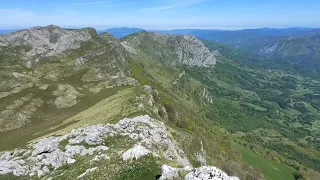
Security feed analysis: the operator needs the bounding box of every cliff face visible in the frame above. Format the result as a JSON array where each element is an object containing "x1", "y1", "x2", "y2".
[{"x1": 121, "y1": 32, "x2": 218, "y2": 67}]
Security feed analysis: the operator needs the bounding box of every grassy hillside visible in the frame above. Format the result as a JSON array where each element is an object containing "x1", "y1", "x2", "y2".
[{"x1": 234, "y1": 143, "x2": 295, "y2": 180}]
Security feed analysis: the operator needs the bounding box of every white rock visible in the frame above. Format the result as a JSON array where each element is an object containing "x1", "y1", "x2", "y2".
[
  {"x1": 0, "y1": 115, "x2": 192, "y2": 177},
  {"x1": 68, "y1": 125, "x2": 112, "y2": 145},
  {"x1": 65, "y1": 145, "x2": 86, "y2": 156},
  {"x1": 129, "y1": 133, "x2": 139, "y2": 140},
  {"x1": 29, "y1": 166, "x2": 41, "y2": 177},
  {"x1": 77, "y1": 167, "x2": 98, "y2": 179},
  {"x1": 65, "y1": 145, "x2": 108, "y2": 157},
  {"x1": 185, "y1": 166, "x2": 240, "y2": 180},
  {"x1": 159, "y1": 165, "x2": 181, "y2": 180},
  {"x1": 144, "y1": 85, "x2": 153, "y2": 93},
  {"x1": 38, "y1": 166, "x2": 50, "y2": 178},
  {"x1": 122, "y1": 145, "x2": 151, "y2": 161},
  {"x1": 138, "y1": 103, "x2": 145, "y2": 109},
  {"x1": 91, "y1": 154, "x2": 110, "y2": 162},
  {"x1": 196, "y1": 141, "x2": 207, "y2": 166},
  {"x1": 0, "y1": 166, "x2": 12, "y2": 175},
  {"x1": 67, "y1": 159, "x2": 76, "y2": 164},
  {"x1": 0, "y1": 153, "x2": 28, "y2": 176},
  {"x1": 37, "y1": 150, "x2": 72, "y2": 168},
  {"x1": 32, "y1": 137, "x2": 63, "y2": 156}
]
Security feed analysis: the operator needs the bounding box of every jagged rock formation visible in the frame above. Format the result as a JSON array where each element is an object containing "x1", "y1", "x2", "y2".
[
  {"x1": 121, "y1": 31, "x2": 217, "y2": 67},
  {"x1": 0, "y1": 116, "x2": 189, "y2": 177},
  {"x1": 185, "y1": 166, "x2": 240, "y2": 180},
  {"x1": 0, "y1": 25, "x2": 92, "y2": 65},
  {"x1": 159, "y1": 165, "x2": 240, "y2": 180},
  {"x1": 0, "y1": 115, "x2": 239, "y2": 180}
]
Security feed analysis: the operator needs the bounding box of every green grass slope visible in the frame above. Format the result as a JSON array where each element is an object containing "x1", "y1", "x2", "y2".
[{"x1": 234, "y1": 143, "x2": 295, "y2": 180}]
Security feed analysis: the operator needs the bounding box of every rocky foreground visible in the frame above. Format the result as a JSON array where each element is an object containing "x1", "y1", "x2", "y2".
[{"x1": 0, "y1": 115, "x2": 239, "y2": 180}]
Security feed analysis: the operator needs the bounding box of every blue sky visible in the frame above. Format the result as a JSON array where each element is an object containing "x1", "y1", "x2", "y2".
[{"x1": 0, "y1": 0, "x2": 320, "y2": 30}]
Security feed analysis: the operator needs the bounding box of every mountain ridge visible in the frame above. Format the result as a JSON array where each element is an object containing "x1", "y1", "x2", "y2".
[
  {"x1": 101, "y1": 27, "x2": 320, "y2": 75},
  {"x1": 121, "y1": 31, "x2": 218, "y2": 67}
]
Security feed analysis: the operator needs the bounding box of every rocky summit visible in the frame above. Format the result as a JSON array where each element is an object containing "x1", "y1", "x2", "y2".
[
  {"x1": 0, "y1": 115, "x2": 238, "y2": 180},
  {"x1": 0, "y1": 25, "x2": 92, "y2": 66},
  {"x1": 121, "y1": 32, "x2": 218, "y2": 67}
]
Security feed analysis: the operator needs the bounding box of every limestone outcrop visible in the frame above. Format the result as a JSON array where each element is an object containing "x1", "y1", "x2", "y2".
[
  {"x1": 121, "y1": 32, "x2": 218, "y2": 67},
  {"x1": 0, "y1": 115, "x2": 239, "y2": 180}
]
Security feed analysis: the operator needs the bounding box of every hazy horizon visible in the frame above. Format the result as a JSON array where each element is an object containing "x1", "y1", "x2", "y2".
[
  {"x1": 1, "y1": 26, "x2": 320, "y2": 32},
  {"x1": 1, "y1": 0, "x2": 320, "y2": 30}
]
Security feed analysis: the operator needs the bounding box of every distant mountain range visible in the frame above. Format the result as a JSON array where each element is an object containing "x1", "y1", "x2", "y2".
[
  {"x1": 98, "y1": 27, "x2": 144, "y2": 38},
  {"x1": 101, "y1": 27, "x2": 320, "y2": 75},
  {"x1": 157, "y1": 27, "x2": 320, "y2": 37},
  {"x1": 0, "y1": 30, "x2": 18, "y2": 35},
  {"x1": 2, "y1": 26, "x2": 320, "y2": 74},
  {"x1": 100, "y1": 27, "x2": 320, "y2": 38}
]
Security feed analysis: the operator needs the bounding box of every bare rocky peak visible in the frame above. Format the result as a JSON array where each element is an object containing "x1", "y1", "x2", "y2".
[
  {"x1": 2, "y1": 25, "x2": 92, "y2": 48},
  {"x1": 122, "y1": 31, "x2": 217, "y2": 67},
  {"x1": 176, "y1": 34, "x2": 217, "y2": 67},
  {"x1": 0, "y1": 25, "x2": 93, "y2": 64}
]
